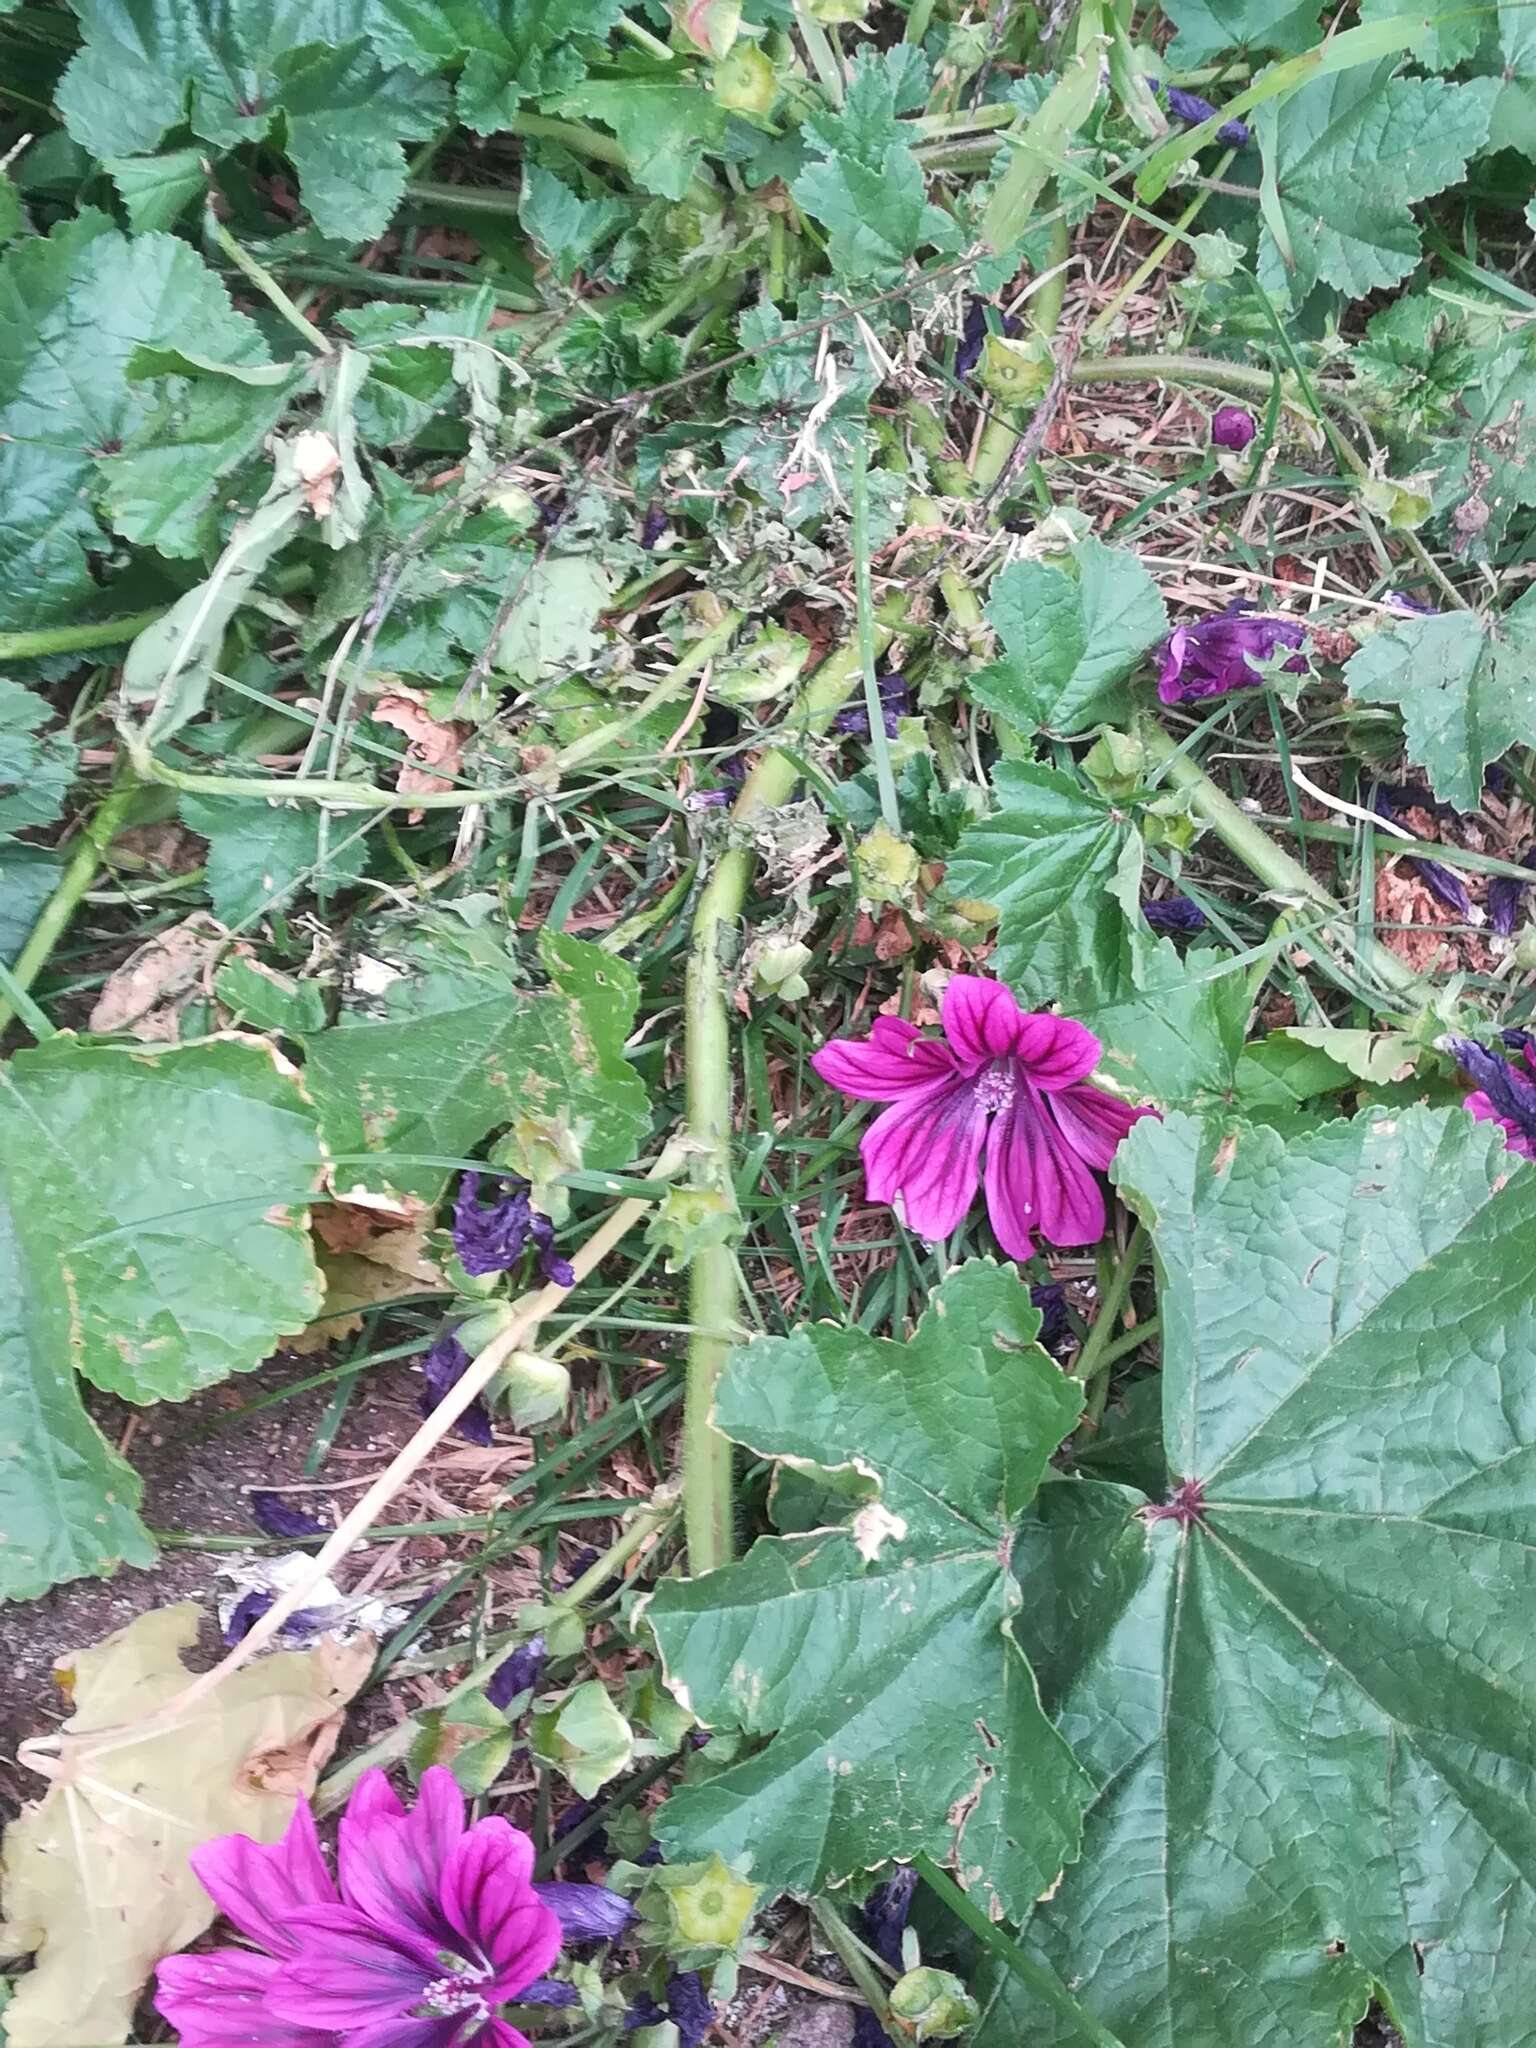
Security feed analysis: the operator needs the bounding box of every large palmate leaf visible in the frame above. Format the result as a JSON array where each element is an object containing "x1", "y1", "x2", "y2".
[
  {"x1": 57, "y1": 0, "x2": 447, "y2": 240},
  {"x1": 0, "y1": 211, "x2": 266, "y2": 634},
  {"x1": 1343, "y1": 592, "x2": 1536, "y2": 811},
  {"x1": 369, "y1": 0, "x2": 625, "y2": 130},
  {"x1": 970, "y1": 540, "x2": 1167, "y2": 738},
  {"x1": 560, "y1": 77, "x2": 727, "y2": 202},
  {"x1": 0, "y1": 1036, "x2": 325, "y2": 1600},
  {"x1": 0, "y1": 680, "x2": 79, "y2": 832},
  {"x1": 1162, "y1": 0, "x2": 1319, "y2": 61},
  {"x1": 647, "y1": 1263, "x2": 1089, "y2": 1917},
  {"x1": 1003, "y1": 1106, "x2": 1536, "y2": 2048},
  {"x1": 1254, "y1": 65, "x2": 1494, "y2": 305},
  {"x1": 302, "y1": 925, "x2": 648, "y2": 1203}
]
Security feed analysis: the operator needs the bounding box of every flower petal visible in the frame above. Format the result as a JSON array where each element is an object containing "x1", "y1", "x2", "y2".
[
  {"x1": 271, "y1": 1905, "x2": 437, "y2": 2029},
  {"x1": 862, "y1": 1075, "x2": 987, "y2": 1242},
  {"x1": 939, "y1": 976, "x2": 1025, "y2": 1066},
  {"x1": 345, "y1": 2020, "x2": 533, "y2": 2048},
  {"x1": 339, "y1": 1764, "x2": 465, "y2": 1946},
  {"x1": 1010, "y1": 1012, "x2": 1101, "y2": 1091},
  {"x1": 189, "y1": 1800, "x2": 337, "y2": 1957},
  {"x1": 984, "y1": 1089, "x2": 1106, "y2": 1252},
  {"x1": 1045, "y1": 1082, "x2": 1155, "y2": 1170},
  {"x1": 156, "y1": 1948, "x2": 338, "y2": 2048},
  {"x1": 532, "y1": 1879, "x2": 635, "y2": 1942},
  {"x1": 441, "y1": 1821, "x2": 563, "y2": 1995},
  {"x1": 811, "y1": 1018, "x2": 955, "y2": 1100}
]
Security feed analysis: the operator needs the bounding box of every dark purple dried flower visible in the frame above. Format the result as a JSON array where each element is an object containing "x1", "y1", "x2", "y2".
[
  {"x1": 248, "y1": 1491, "x2": 327, "y2": 1542},
  {"x1": 1489, "y1": 851, "x2": 1536, "y2": 937},
  {"x1": 522, "y1": 1977, "x2": 582, "y2": 2007},
  {"x1": 690, "y1": 787, "x2": 732, "y2": 809},
  {"x1": 1157, "y1": 610, "x2": 1306, "y2": 704},
  {"x1": 487, "y1": 1633, "x2": 547, "y2": 1712},
  {"x1": 453, "y1": 1170, "x2": 570, "y2": 1283},
  {"x1": 1449, "y1": 1035, "x2": 1536, "y2": 1158},
  {"x1": 626, "y1": 1994, "x2": 667, "y2": 2029},
  {"x1": 834, "y1": 670, "x2": 911, "y2": 739},
  {"x1": 640, "y1": 501, "x2": 668, "y2": 550},
  {"x1": 1375, "y1": 780, "x2": 1446, "y2": 818},
  {"x1": 1160, "y1": 81, "x2": 1250, "y2": 147},
  {"x1": 1372, "y1": 787, "x2": 1473, "y2": 920},
  {"x1": 555, "y1": 1796, "x2": 610, "y2": 1866},
  {"x1": 419, "y1": 1327, "x2": 493, "y2": 1446},
  {"x1": 534, "y1": 1880, "x2": 636, "y2": 1944},
  {"x1": 1486, "y1": 763, "x2": 1512, "y2": 798},
  {"x1": 861, "y1": 1867, "x2": 916, "y2": 1973},
  {"x1": 540, "y1": 491, "x2": 569, "y2": 531},
  {"x1": 1142, "y1": 894, "x2": 1207, "y2": 933},
  {"x1": 667, "y1": 1971, "x2": 715, "y2": 2048},
  {"x1": 1414, "y1": 859, "x2": 1473, "y2": 920},
  {"x1": 1210, "y1": 405, "x2": 1255, "y2": 451},
  {"x1": 222, "y1": 1590, "x2": 325, "y2": 1647},
  {"x1": 1386, "y1": 589, "x2": 1438, "y2": 616},
  {"x1": 1030, "y1": 1280, "x2": 1071, "y2": 1355},
  {"x1": 956, "y1": 297, "x2": 989, "y2": 380}
]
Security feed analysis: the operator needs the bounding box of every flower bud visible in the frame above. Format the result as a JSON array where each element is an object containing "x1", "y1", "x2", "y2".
[
  {"x1": 657, "y1": 1853, "x2": 760, "y2": 1950},
  {"x1": 977, "y1": 331, "x2": 1053, "y2": 404},
  {"x1": 887, "y1": 1966, "x2": 981, "y2": 2041},
  {"x1": 494, "y1": 1350, "x2": 570, "y2": 1429}
]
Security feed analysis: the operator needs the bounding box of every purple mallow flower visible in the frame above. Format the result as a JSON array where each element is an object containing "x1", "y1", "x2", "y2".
[
  {"x1": 222, "y1": 1590, "x2": 326, "y2": 1648},
  {"x1": 1489, "y1": 850, "x2": 1536, "y2": 938},
  {"x1": 1157, "y1": 610, "x2": 1306, "y2": 704},
  {"x1": 1143, "y1": 894, "x2": 1207, "y2": 933},
  {"x1": 833, "y1": 670, "x2": 911, "y2": 739},
  {"x1": 1449, "y1": 1036, "x2": 1536, "y2": 1159},
  {"x1": 453, "y1": 1171, "x2": 572, "y2": 1285},
  {"x1": 1159, "y1": 81, "x2": 1250, "y2": 147},
  {"x1": 639, "y1": 501, "x2": 668, "y2": 550},
  {"x1": 812, "y1": 977, "x2": 1154, "y2": 1259},
  {"x1": 667, "y1": 1971, "x2": 715, "y2": 2047},
  {"x1": 155, "y1": 1768, "x2": 633, "y2": 2048},
  {"x1": 853, "y1": 1869, "x2": 916, "y2": 2048},
  {"x1": 1210, "y1": 406, "x2": 1255, "y2": 451},
  {"x1": 487, "y1": 1635, "x2": 547, "y2": 1714},
  {"x1": 421, "y1": 1327, "x2": 494, "y2": 1447},
  {"x1": 531, "y1": 1881, "x2": 634, "y2": 1944},
  {"x1": 250, "y1": 1491, "x2": 328, "y2": 1542},
  {"x1": 1372, "y1": 786, "x2": 1473, "y2": 921}
]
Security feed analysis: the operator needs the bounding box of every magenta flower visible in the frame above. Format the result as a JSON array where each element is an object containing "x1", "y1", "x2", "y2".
[
  {"x1": 811, "y1": 976, "x2": 1153, "y2": 1258},
  {"x1": 1156, "y1": 609, "x2": 1306, "y2": 704},
  {"x1": 156, "y1": 1767, "x2": 627, "y2": 2048},
  {"x1": 1210, "y1": 405, "x2": 1255, "y2": 451}
]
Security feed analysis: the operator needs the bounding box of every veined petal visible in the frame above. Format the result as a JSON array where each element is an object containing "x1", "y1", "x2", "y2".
[
  {"x1": 811, "y1": 1018, "x2": 955, "y2": 1100},
  {"x1": 339, "y1": 1765, "x2": 465, "y2": 1946},
  {"x1": 985, "y1": 1089, "x2": 1106, "y2": 1252},
  {"x1": 345, "y1": 1768, "x2": 407, "y2": 1829},
  {"x1": 1046, "y1": 1081, "x2": 1154, "y2": 1170},
  {"x1": 862, "y1": 1075, "x2": 987, "y2": 1242},
  {"x1": 155, "y1": 1948, "x2": 338, "y2": 2048},
  {"x1": 439, "y1": 1821, "x2": 562, "y2": 1993},
  {"x1": 189, "y1": 1800, "x2": 337, "y2": 1957},
  {"x1": 940, "y1": 975, "x2": 1026, "y2": 1067},
  {"x1": 272, "y1": 1904, "x2": 437, "y2": 2028},
  {"x1": 1010, "y1": 1012, "x2": 1101, "y2": 1091},
  {"x1": 344, "y1": 2021, "x2": 531, "y2": 2048}
]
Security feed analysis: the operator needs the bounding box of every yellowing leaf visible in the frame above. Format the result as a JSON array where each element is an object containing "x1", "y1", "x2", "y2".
[{"x1": 0, "y1": 1603, "x2": 369, "y2": 2048}]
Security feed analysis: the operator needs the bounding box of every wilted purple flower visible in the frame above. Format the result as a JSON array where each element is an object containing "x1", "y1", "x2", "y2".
[
  {"x1": 640, "y1": 501, "x2": 668, "y2": 550},
  {"x1": 1386, "y1": 589, "x2": 1438, "y2": 616},
  {"x1": 1449, "y1": 1035, "x2": 1536, "y2": 1158},
  {"x1": 487, "y1": 1634, "x2": 547, "y2": 1713},
  {"x1": 852, "y1": 1868, "x2": 917, "y2": 2048},
  {"x1": 221, "y1": 1591, "x2": 327, "y2": 1648},
  {"x1": 813, "y1": 978, "x2": 1155, "y2": 1257},
  {"x1": 689, "y1": 787, "x2": 732, "y2": 809},
  {"x1": 533, "y1": 1880, "x2": 635, "y2": 1944},
  {"x1": 249, "y1": 1491, "x2": 327, "y2": 1542},
  {"x1": 155, "y1": 1768, "x2": 563, "y2": 2048},
  {"x1": 1030, "y1": 1280, "x2": 1071, "y2": 1355},
  {"x1": 453, "y1": 1170, "x2": 571, "y2": 1284},
  {"x1": 1412, "y1": 859, "x2": 1472, "y2": 919},
  {"x1": 1159, "y1": 81, "x2": 1250, "y2": 147},
  {"x1": 833, "y1": 670, "x2": 911, "y2": 739},
  {"x1": 420, "y1": 1327, "x2": 493, "y2": 1447},
  {"x1": 667, "y1": 1971, "x2": 715, "y2": 2047},
  {"x1": 1490, "y1": 851, "x2": 1536, "y2": 936},
  {"x1": 1372, "y1": 787, "x2": 1473, "y2": 920},
  {"x1": 626, "y1": 1993, "x2": 667, "y2": 2029},
  {"x1": 555, "y1": 1797, "x2": 610, "y2": 1866},
  {"x1": 1156, "y1": 610, "x2": 1306, "y2": 704},
  {"x1": 1142, "y1": 894, "x2": 1207, "y2": 933},
  {"x1": 1210, "y1": 406, "x2": 1255, "y2": 451},
  {"x1": 956, "y1": 297, "x2": 988, "y2": 380}
]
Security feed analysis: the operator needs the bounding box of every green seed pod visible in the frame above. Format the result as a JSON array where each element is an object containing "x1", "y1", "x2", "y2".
[
  {"x1": 978, "y1": 332, "x2": 1054, "y2": 404},
  {"x1": 887, "y1": 1965, "x2": 981, "y2": 2041},
  {"x1": 713, "y1": 43, "x2": 778, "y2": 115},
  {"x1": 660, "y1": 1853, "x2": 759, "y2": 1949}
]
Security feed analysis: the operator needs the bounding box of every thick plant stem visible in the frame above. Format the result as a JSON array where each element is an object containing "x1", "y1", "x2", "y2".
[
  {"x1": 971, "y1": 211, "x2": 1069, "y2": 495},
  {"x1": 683, "y1": 639, "x2": 888, "y2": 1573},
  {"x1": 1136, "y1": 720, "x2": 1423, "y2": 1005},
  {"x1": 0, "y1": 560, "x2": 312, "y2": 666},
  {"x1": 1072, "y1": 1224, "x2": 1146, "y2": 1384},
  {"x1": 0, "y1": 774, "x2": 146, "y2": 1036},
  {"x1": 1067, "y1": 352, "x2": 1347, "y2": 405}
]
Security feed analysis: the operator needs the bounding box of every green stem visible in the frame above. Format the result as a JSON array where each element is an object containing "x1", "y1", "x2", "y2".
[
  {"x1": 207, "y1": 215, "x2": 328, "y2": 353},
  {"x1": 1072, "y1": 1224, "x2": 1147, "y2": 1384},
  {"x1": 550, "y1": 609, "x2": 746, "y2": 775},
  {"x1": 852, "y1": 433, "x2": 901, "y2": 833},
  {"x1": 972, "y1": 210, "x2": 1068, "y2": 495},
  {"x1": 1135, "y1": 720, "x2": 1423, "y2": 1004},
  {"x1": 913, "y1": 1855, "x2": 1128, "y2": 2048},
  {"x1": 0, "y1": 774, "x2": 146, "y2": 1036},
  {"x1": 682, "y1": 637, "x2": 889, "y2": 1573},
  {"x1": 1089, "y1": 1313, "x2": 1161, "y2": 1377},
  {"x1": 0, "y1": 561, "x2": 313, "y2": 666},
  {"x1": 1086, "y1": 152, "x2": 1232, "y2": 342},
  {"x1": 1067, "y1": 353, "x2": 1347, "y2": 405},
  {"x1": 808, "y1": 1900, "x2": 897, "y2": 2025}
]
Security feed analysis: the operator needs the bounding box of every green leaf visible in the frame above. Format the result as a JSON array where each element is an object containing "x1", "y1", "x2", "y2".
[
  {"x1": 1357, "y1": 0, "x2": 1479, "y2": 70},
  {"x1": 104, "y1": 147, "x2": 208, "y2": 232},
  {"x1": 1161, "y1": 0, "x2": 1320, "y2": 62},
  {"x1": 1077, "y1": 937, "x2": 1250, "y2": 1111},
  {"x1": 213, "y1": 957, "x2": 330, "y2": 1036},
  {"x1": 0, "y1": 680, "x2": 79, "y2": 833},
  {"x1": 0, "y1": 844, "x2": 60, "y2": 967},
  {"x1": 300, "y1": 924, "x2": 648, "y2": 1203},
  {"x1": 376, "y1": 0, "x2": 626, "y2": 129},
  {"x1": 647, "y1": 1262, "x2": 1089, "y2": 1916},
  {"x1": 1254, "y1": 65, "x2": 1495, "y2": 305},
  {"x1": 1009, "y1": 1106, "x2": 1536, "y2": 2047},
  {"x1": 559, "y1": 78, "x2": 726, "y2": 201},
  {"x1": 496, "y1": 552, "x2": 615, "y2": 683},
  {"x1": 518, "y1": 165, "x2": 628, "y2": 285},
  {"x1": 179, "y1": 792, "x2": 371, "y2": 927},
  {"x1": 57, "y1": 0, "x2": 447, "y2": 241},
  {"x1": 791, "y1": 48, "x2": 958, "y2": 281},
  {"x1": 0, "y1": 210, "x2": 266, "y2": 635},
  {"x1": 1342, "y1": 592, "x2": 1536, "y2": 811},
  {"x1": 971, "y1": 540, "x2": 1167, "y2": 737},
  {"x1": 947, "y1": 760, "x2": 1141, "y2": 1003}
]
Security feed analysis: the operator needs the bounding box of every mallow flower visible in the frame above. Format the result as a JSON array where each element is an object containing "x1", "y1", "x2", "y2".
[
  {"x1": 811, "y1": 976, "x2": 1153, "y2": 1258},
  {"x1": 1449, "y1": 1034, "x2": 1536, "y2": 1159},
  {"x1": 1157, "y1": 609, "x2": 1306, "y2": 704},
  {"x1": 156, "y1": 1767, "x2": 630, "y2": 2048},
  {"x1": 453, "y1": 1172, "x2": 573, "y2": 1287}
]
